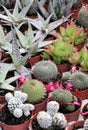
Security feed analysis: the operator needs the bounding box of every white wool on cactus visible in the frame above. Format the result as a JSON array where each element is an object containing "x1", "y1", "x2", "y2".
[
  {"x1": 37, "y1": 111, "x2": 52, "y2": 129},
  {"x1": 47, "y1": 101, "x2": 60, "y2": 117},
  {"x1": 14, "y1": 91, "x2": 28, "y2": 102},
  {"x1": 52, "y1": 113, "x2": 67, "y2": 128},
  {"x1": 5, "y1": 92, "x2": 13, "y2": 102},
  {"x1": 13, "y1": 108, "x2": 23, "y2": 118},
  {"x1": 24, "y1": 110, "x2": 30, "y2": 116}
]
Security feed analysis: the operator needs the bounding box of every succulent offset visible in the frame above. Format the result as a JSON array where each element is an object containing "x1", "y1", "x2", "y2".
[
  {"x1": 77, "y1": 4, "x2": 88, "y2": 28},
  {"x1": 21, "y1": 79, "x2": 46, "y2": 103},
  {"x1": 32, "y1": 61, "x2": 59, "y2": 83},
  {"x1": 5, "y1": 91, "x2": 34, "y2": 118}
]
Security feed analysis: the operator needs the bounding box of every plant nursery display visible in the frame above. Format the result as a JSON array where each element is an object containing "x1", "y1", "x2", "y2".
[
  {"x1": 0, "y1": 0, "x2": 88, "y2": 129},
  {"x1": 29, "y1": 101, "x2": 67, "y2": 130},
  {"x1": 0, "y1": 91, "x2": 34, "y2": 130}
]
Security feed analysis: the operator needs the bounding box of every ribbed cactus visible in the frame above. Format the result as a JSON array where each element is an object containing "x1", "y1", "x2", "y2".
[
  {"x1": 68, "y1": 71, "x2": 88, "y2": 90},
  {"x1": 77, "y1": 5, "x2": 88, "y2": 28},
  {"x1": 47, "y1": 101, "x2": 60, "y2": 117},
  {"x1": 32, "y1": 61, "x2": 59, "y2": 83},
  {"x1": 52, "y1": 89, "x2": 73, "y2": 103},
  {"x1": 52, "y1": 113, "x2": 67, "y2": 128},
  {"x1": 21, "y1": 79, "x2": 47, "y2": 103},
  {"x1": 83, "y1": 119, "x2": 88, "y2": 130},
  {"x1": 37, "y1": 111, "x2": 52, "y2": 129}
]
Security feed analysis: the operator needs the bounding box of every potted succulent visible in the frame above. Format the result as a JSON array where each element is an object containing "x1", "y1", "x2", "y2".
[
  {"x1": 0, "y1": 91, "x2": 34, "y2": 130},
  {"x1": 65, "y1": 119, "x2": 88, "y2": 130},
  {"x1": 81, "y1": 103, "x2": 88, "y2": 120},
  {"x1": 62, "y1": 70, "x2": 88, "y2": 100},
  {"x1": 20, "y1": 79, "x2": 48, "y2": 114},
  {"x1": 49, "y1": 89, "x2": 82, "y2": 122},
  {"x1": 29, "y1": 101, "x2": 67, "y2": 130},
  {"x1": 41, "y1": 39, "x2": 73, "y2": 73},
  {"x1": 54, "y1": 21, "x2": 86, "y2": 50}
]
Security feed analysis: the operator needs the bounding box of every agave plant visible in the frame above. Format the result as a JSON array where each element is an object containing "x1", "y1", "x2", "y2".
[
  {"x1": 29, "y1": 13, "x2": 70, "y2": 41},
  {"x1": 0, "y1": 0, "x2": 32, "y2": 26}
]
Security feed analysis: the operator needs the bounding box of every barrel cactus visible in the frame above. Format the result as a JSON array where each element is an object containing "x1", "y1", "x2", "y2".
[
  {"x1": 32, "y1": 61, "x2": 60, "y2": 83},
  {"x1": 21, "y1": 79, "x2": 47, "y2": 104},
  {"x1": 52, "y1": 89, "x2": 73, "y2": 103},
  {"x1": 83, "y1": 119, "x2": 88, "y2": 130},
  {"x1": 68, "y1": 71, "x2": 88, "y2": 90},
  {"x1": 77, "y1": 5, "x2": 88, "y2": 28},
  {"x1": 62, "y1": 71, "x2": 72, "y2": 82}
]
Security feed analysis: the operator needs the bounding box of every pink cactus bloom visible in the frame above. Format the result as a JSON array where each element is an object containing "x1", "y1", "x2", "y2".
[
  {"x1": 66, "y1": 82, "x2": 73, "y2": 90},
  {"x1": 71, "y1": 66, "x2": 77, "y2": 73},
  {"x1": 19, "y1": 75, "x2": 29, "y2": 85}
]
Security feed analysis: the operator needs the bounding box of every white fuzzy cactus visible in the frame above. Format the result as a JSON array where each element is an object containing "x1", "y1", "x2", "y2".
[
  {"x1": 52, "y1": 113, "x2": 67, "y2": 128},
  {"x1": 5, "y1": 91, "x2": 34, "y2": 118},
  {"x1": 37, "y1": 111, "x2": 52, "y2": 129},
  {"x1": 83, "y1": 119, "x2": 88, "y2": 130},
  {"x1": 47, "y1": 101, "x2": 60, "y2": 117}
]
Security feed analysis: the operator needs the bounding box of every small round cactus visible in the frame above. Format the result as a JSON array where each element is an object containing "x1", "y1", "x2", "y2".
[
  {"x1": 21, "y1": 79, "x2": 47, "y2": 104},
  {"x1": 83, "y1": 119, "x2": 88, "y2": 130},
  {"x1": 77, "y1": 5, "x2": 88, "y2": 28},
  {"x1": 47, "y1": 101, "x2": 60, "y2": 117},
  {"x1": 32, "y1": 61, "x2": 59, "y2": 83},
  {"x1": 37, "y1": 111, "x2": 52, "y2": 129},
  {"x1": 52, "y1": 113, "x2": 67, "y2": 128},
  {"x1": 62, "y1": 71, "x2": 71, "y2": 82},
  {"x1": 52, "y1": 89, "x2": 73, "y2": 103},
  {"x1": 68, "y1": 71, "x2": 88, "y2": 90}
]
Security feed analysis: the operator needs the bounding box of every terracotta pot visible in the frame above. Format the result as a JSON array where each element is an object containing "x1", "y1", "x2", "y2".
[
  {"x1": 65, "y1": 120, "x2": 84, "y2": 130},
  {"x1": 72, "y1": 88, "x2": 88, "y2": 100},
  {"x1": 74, "y1": 42, "x2": 85, "y2": 51},
  {"x1": 64, "y1": 95, "x2": 82, "y2": 123},
  {"x1": 29, "y1": 113, "x2": 37, "y2": 130},
  {"x1": 57, "y1": 63, "x2": 71, "y2": 74},
  {"x1": 0, "y1": 104, "x2": 30, "y2": 130},
  {"x1": 81, "y1": 103, "x2": 88, "y2": 120},
  {"x1": 32, "y1": 97, "x2": 48, "y2": 115},
  {"x1": 29, "y1": 55, "x2": 42, "y2": 67}
]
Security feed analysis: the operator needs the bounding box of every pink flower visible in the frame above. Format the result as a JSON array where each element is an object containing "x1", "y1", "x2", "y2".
[
  {"x1": 73, "y1": 102, "x2": 80, "y2": 107},
  {"x1": 46, "y1": 82, "x2": 62, "y2": 92},
  {"x1": 18, "y1": 75, "x2": 29, "y2": 85},
  {"x1": 66, "y1": 82, "x2": 73, "y2": 90},
  {"x1": 71, "y1": 66, "x2": 77, "y2": 73}
]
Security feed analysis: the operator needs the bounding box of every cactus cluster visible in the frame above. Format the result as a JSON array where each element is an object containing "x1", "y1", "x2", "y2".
[
  {"x1": 37, "y1": 101, "x2": 67, "y2": 129},
  {"x1": 21, "y1": 79, "x2": 47, "y2": 104},
  {"x1": 5, "y1": 91, "x2": 34, "y2": 118},
  {"x1": 77, "y1": 5, "x2": 88, "y2": 28},
  {"x1": 32, "y1": 61, "x2": 59, "y2": 83}
]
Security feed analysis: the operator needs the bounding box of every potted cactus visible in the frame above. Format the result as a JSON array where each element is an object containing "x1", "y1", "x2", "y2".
[
  {"x1": 81, "y1": 103, "x2": 88, "y2": 120},
  {"x1": 65, "y1": 119, "x2": 88, "y2": 130},
  {"x1": 49, "y1": 89, "x2": 82, "y2": 122},
  {"x1": 20, "y1": 79, "x2": 48, "y2": 114},
  {"x1": 62, "y1": 70, "x2": 88, "y2": 100},
  {"x1": 29, "y1": 101, "x2": 67, "y2": 130},
  {"x1": 0, "y1": 91, "x2": 34, "y2": 130}
]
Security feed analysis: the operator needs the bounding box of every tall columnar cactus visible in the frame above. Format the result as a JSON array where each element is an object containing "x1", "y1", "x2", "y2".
[
  {"x1": 83, "y1": 119, "x2": 88, "y2": 130},
  {"x1": 68, "y1": 71, "x2": 88, "y2": 90},
  {"x1": 5, "y1": 91, "x2": 34, "y2": 118},
  {"x1": 77, "y1": 5, "x2": 88, "y2": 28},
  {"x1": 21, "y1": 79, "x2": 47, "y2": 104},
  {"x1": 32, "y1": 61, "x2": 59, "y2": 83},
  {"x1": 52, "y1": 113, "x2": 67, "y2": 128},
  {"x1": 47, "y1": 101, "x2": 60, "y2": 117}
]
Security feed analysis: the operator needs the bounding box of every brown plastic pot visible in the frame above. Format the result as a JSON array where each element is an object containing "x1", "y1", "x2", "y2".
[
  {"x1": 0, "y1": 103, "x2": 30, "y2": 130},
  {"x1": 57, "y1": 63, "x2": 71, "y2": 74},
  {"x1": 65, "y1": 120, "x2": 84, "y2": 130},
  {"x1": 81, "y1": 103, "x2": 88, "y2": 120}
]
